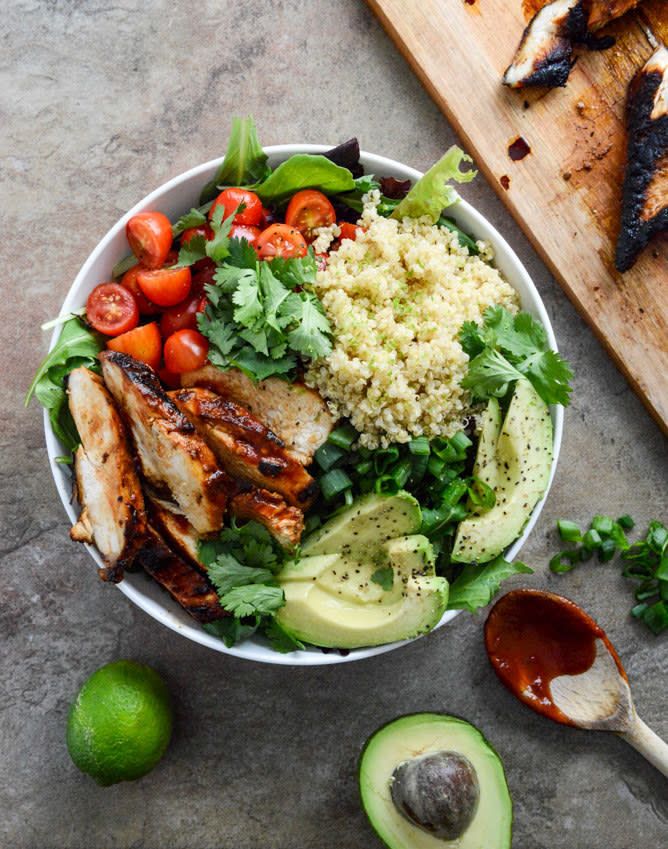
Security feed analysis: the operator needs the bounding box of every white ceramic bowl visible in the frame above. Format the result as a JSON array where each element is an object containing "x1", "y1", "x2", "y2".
[{"x1": 45, "y1": 144, "x2": 563, "y2": 665}]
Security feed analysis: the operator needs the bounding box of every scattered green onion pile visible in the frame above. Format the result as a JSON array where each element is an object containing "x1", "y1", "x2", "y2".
[{"x1": 551, "y1": 515, "x2": 668, "y2": 635}]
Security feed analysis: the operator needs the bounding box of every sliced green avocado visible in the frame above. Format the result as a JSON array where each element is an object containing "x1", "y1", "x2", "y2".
[
  {"x1": 276, "y1": 494, "x2": 448, "y2": 648},
  {"x1": 301, "y1": 491, "x2": 422, "y2": 558},
  {"x1": 451, "y1": 378, "x2": 553, "y2": 564},
  {"x1": 359, "y1": 713, "x2": 512, "y2": 849}
]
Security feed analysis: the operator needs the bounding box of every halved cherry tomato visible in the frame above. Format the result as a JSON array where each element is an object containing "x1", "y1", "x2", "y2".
[
  {"x1": 256, "y1": 223, "x2": 308, "y2": 260},
  {"x1": 137, "y1": 265, "x2": 192, "y2": 307},
  {"x1": 126, "y1": 211, "x2": 173, "y2": 269},
  {"x1": 106, "y1": 321, "x2": 162, "y2": 371},
  {"x1": 86, "y1": 282, "x2": 139, "y2": 336},
  {"x1": 285, "y1": 189, "x2": 336, "y2": 242},
  {"x1": 229, "y1": 223, "x2": 262, "y2": 254},
  {"x1": 181, "y1": 224, "x2": 214, "y2": 245},
  {"x1": 120, "y1": 265, "x2": 161, "y2": 315},
  {"x1": 209, "y1": 188, "x2": 263, "y2": 227},
  {"x1": 164, "y1": 329, "x2": 209, "y2": 374},
  {"x1": 337, "y1": 221, "x2": 363, "y2": 242},
  {"x1": 160, "y1": 293, "x2": 207, "y2": 338}
]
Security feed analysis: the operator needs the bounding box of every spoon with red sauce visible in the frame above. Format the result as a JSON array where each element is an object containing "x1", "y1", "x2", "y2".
[{"x1": 484, "y1": 589, "x2": 668, "y2": 776}]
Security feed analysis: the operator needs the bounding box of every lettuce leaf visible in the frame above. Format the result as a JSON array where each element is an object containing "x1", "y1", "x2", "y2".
[
  {"x1": 252, "y1": 154, "x2": 355, "y2": 204},
  {"x1": 447, "y1": 556, "x2": 533, "y2": 613},
  {"x1": 391, "y1": 145, "x2": 477, "y2": 222},
  {"x1": 199, "y1": 116, "x2": 270, "y2": 204}
]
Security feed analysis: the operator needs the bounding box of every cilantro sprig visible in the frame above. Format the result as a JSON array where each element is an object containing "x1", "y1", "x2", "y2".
[
  {"x1": 199, "y1": 520, "x2": 304, "y2": 652},
  {"x1": 459, "y1": 305, "x2": 573, "y2": 407}
]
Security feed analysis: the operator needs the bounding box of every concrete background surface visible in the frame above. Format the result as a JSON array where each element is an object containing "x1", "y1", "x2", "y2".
[{"x1": 2, "y1": 1, "x2": 666, "y2": 847}]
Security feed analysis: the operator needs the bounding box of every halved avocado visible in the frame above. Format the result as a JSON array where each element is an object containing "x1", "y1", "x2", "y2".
[{"x1": 359, "y1": 713, "x2": 512, "y2": 849}]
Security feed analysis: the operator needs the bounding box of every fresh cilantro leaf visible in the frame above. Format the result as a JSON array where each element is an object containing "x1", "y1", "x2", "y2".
[
  {"x1": 447, "y1": 556, "x2": 533, "y2": 612},
  {"x1": 371, "y1": 566, "x2": 394, "y2": 591},
  {"x1": 232, "y1": 273, "x2": 264, "y2": 328},
  {"x1": 263, "y1": 619, "x2": 305, "y2": 653},
  {"x1": 207, "y1": 552, "x2": 276, "y2": 596},
  {"x1": 175, "y1": 207, "x2": 208, "y2": 232},
  {"x1": 458, "y1": 320, "x2": 487, "y2": 359},
  {"x1": 227, "y1": 237, "x2": 261, "y2": 269},
  {"x1": 285, "y1": 294, "x2": 333, "y2": 358},
  {"x1": 269, "y1": 253, "x2": 318, "y2": 290},
  {"x1": 176, "y1": 233, "x2": 208, "y2": 267},
  {"x1": 218, "y1": 584, "x2": 285, "y2": 618},
  {"x1": 206, "y1": 206, "x2": 235, "y2": 264},
  {"x1": 232, "y1": 348, "x2": 297, "y2": 380},
  {"x1": 517, "y1": 350, "x2": 573, "y2": 407},
  {"x1": 461, "y1": 349, "x2": 524, "y2": 400},
  {"x1": 203, "y1": 617, "x2": 260, "y2": 648}
]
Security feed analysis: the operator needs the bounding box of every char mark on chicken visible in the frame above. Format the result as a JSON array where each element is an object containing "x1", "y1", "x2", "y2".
[
  {"x1": 99, "y1": 351, "x2": 230, "y2": 535},
  {"x1": 615, "y1": 46, "x2": 668, "y2": 272},
  {"x1": 229, "y1": 487, "x2": 305, "y2": 550},
  {"x1": 178, "y1": 365, "x2": 335, "y2": 466},
  {"x1": 169, "y1": 386, "x2": 318, "y2": 508},
  {"x1": 67, "y1": 366, "x2": 146, "y2": 582}
]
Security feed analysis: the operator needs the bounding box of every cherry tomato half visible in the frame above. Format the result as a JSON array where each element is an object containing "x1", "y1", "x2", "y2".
[
  {"x1": 106, "y1": 321, "x2": 162, "y2": 371},
  {"x1": 181, "y1": 224, "x2": 214, "y2": 245},
  {"x1": 209, "y1": 188, "x2": 263, "y2": 227},
  {"x1": 160, "y1": 293, "x2": 207, "y2": 338},
  {"x1": 337, "y1": 221, "x2": 364, "y2": 242},
  {"x1": 229, "y1": 223, "x2": 262, "y2": 254},
  {"x1": 120, "y1": 265, "x2": 161, "y2": 315},
  {"x1": 137, "y1": 265, "x2": 192, "y2": 307},
  {"x1": 285, "y1": 189, "x2": 336, "y2": 242},
  {"x1": 86, "y1": 282, "x2": 139, "y2": 336},
  {"x1": 126, "y1": 211, "x2": 173, "y2": 269},
  {"x1": 164, "y1": 329, "x2": 209, "y2": 374},
  {"x1": 256, "y1": 223, "x2": 308, "y2": 260}
]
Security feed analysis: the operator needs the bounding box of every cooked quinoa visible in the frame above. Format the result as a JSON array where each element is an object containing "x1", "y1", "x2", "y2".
[{"x1": 304, "y1": 195, "x2": 520, "y2": 448}]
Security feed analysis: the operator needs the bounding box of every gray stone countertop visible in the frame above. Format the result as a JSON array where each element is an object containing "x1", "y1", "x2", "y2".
[{"x1": 2, "y1": 1, "x2": 666, "y2": 847}]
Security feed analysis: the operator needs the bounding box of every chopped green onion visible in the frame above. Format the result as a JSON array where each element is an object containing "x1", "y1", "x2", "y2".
[
  {"x1": 449, "y1": 431, "x2": 473, "y2": 456},
  {"x1": 375, "y1": 475, "x2": 400, "y2": 495},
  {"x1": 408, "y1": 437, "x2": 430, "y2": 456},
  {"x1": 327, "y1": 424, "x2": 358, "y2": 451},
  {"x1": 354, "y1": 460, "x2": 373, "y2": 477},
  {"x1": 592, "y1": 515, "x2": 615, "y2": 536},
  {"x1": 314, "y1": 441, "x2": 347, "y2": 471},
  {"x1": 582, "y1": 528, "x2": 602, "y2": 549},
  {"x1": 550, "y1": 550, "x2": 579, "y2": 573},
  {"x1": 319, "y1": 468, "x2": 353, "y2": 501},
  {"x1": 392, "y1": 459, "x2": 412, "y2": 489},
  {"x1": 373, "y1": 446, "x2": 400, "y2": 475},
  {"x1": 640, "y1": 600, "x2": 668, "y2": 635},
  {"x1": 598, "y1": 538, "x2": 617, "y2": 562},
  {"x1": 427, "y1": 455, "x2": 446, "y2": 478},
  {"x1": 557, "y1": 520, "x2": 581, "y2": 542},
  {"x1": 617, "y1": 514, "x2": 635, "y2": 530}
]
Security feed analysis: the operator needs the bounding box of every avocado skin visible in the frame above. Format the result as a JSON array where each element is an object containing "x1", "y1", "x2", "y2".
[{"x1": 359, "y1": 713, "x2": 512, "y2": 849}]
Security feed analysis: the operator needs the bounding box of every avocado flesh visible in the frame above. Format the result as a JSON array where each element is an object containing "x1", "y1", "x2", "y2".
[
  {"x1": 276, "y1": 494, "x2": 448, "y2": 648},
  {"x1": 451, "y1": 378, "x2": 553, "y2": 564},
  {"x1": 359, "y1": 713, "x2": 512, "y2": 849}
]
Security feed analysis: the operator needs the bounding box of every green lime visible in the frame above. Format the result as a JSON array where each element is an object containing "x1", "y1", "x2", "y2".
[{"x1": 66, "y1": 659, "x2": 172, "y2": 786}]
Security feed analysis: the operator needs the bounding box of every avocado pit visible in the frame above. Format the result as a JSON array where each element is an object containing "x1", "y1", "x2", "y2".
[{"x1": 390, "y1": 750, "x2": 480, "y2": 840}]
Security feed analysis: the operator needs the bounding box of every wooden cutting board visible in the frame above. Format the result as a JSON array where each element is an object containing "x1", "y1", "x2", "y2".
[{"x1": 366, "y1": 0, "x2": 668, "y2": 435}]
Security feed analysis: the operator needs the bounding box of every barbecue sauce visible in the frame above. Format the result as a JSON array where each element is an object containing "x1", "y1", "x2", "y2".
[{"x1": 484, "y1": 589, "x2": 626, "y2": 726}]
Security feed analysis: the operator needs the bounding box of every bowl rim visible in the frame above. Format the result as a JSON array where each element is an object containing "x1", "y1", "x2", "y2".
[{"x1": 44, "y1": 143, "x2": 563, "y2": 665}]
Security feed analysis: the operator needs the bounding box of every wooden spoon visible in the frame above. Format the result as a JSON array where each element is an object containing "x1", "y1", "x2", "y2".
[{"x1": 484, "y1": 589, "x2": 668, "y2": 776}]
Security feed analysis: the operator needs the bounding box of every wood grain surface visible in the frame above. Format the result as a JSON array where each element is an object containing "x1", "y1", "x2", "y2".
[{"x1": 366, "y1": 0, "x2": 668, "y2": 434}]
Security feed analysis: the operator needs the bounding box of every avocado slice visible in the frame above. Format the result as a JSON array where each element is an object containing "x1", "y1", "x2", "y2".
[
  {"x1": 451, "y1": 378, "x2": 553, "y2": 564},
  {"x1": 359, "y1": 713, "x2": 512, "y2": 849},
  {"x1": 276, "y1": 493, "x2": 448, "y2": 648}
]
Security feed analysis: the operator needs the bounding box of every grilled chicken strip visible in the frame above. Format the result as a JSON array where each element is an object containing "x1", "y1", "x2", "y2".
[
  {"x1": 169, "y1": 387, "x2": 318, "y2": 508},
  {"x1": 178, "y1": 365, "x2": 335, "y2": 466},
  {"x1": 615, "y1": 46, "x2": 668, "y2": 271},
  {"x1": 229, "y1": 488, "x2": 305, "y2": 549},
  {"x1": 99, "y1": 352, "x2": 229, "y2": 535},
  {"x1": 136, "y1": 524, "x2": 228, "y2": 623},
  {"x1": 145, "y1": 496, "x2": 206, "y2": 571},
  {"x1": 503, "y1": 0, "x2": 640, "y2": 89},
  {"x1": 67, "y1": 366, "x2": 146, "y2": 582}
]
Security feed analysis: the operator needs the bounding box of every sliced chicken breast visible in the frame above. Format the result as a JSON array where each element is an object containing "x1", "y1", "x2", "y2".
[
  {"x1": 67, "y1": 366, "x2": 146, "y2": 582},
  {"x1": 136, "y1": 524, "x2": 228, "y2": 623},
  {"x1": 145, "y1": 496, "x2": 206, "y2": 571},
  {"x1": 615, "y1": 46, "x2": 668, "y2": 271},
  {"x1": 229, "y1": 488, "x2": 305, "y2": 549},
  {"x1": 587, "y1": 0, "x2": 643, "y2": 31},
  {"x1": 169, "y1": 387, "x2": 318, "y2": 508},
  {"x1": 99, "y1": 351, "x2": 229, "y2": 535},
  {"x1": 178, "y1": 365, "x2": 335, "y2": 465}
]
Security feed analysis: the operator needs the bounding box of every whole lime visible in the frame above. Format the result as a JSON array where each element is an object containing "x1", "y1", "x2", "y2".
[{"x1": 66, "y1": 659, "x2": 172, "y2": 786}]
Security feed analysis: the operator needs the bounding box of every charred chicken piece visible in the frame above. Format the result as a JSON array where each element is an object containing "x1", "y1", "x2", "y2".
[
  {"x1": 178, "y1": 365, "x2": 335, "y2": 466},
  {"x1": 136, "y1": 524, "x2": 228, "y2": 623},
  {"x1": 615, "y1": 45, "x2": 668, "y2": 272},
  {"x1": 67, "y1": 366, "x2": 146, "y2": 582},
  {"x1": 99, "y1": 352, "x2": 229, "y2": 535},
  {"x1": 503, "y1": 0, "x2": 641, "y2": 89},
  {"x1": 228, "y1": 488, "x2": 305, "y2": 549},
  {"x1": 169, "y1": 387, "x2": 318, "y2": 508},
  {"x1": 145, "y1": 495, "x2": 206, "y2": 571}
]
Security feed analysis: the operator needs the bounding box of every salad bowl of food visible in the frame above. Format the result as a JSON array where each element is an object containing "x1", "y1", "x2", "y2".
[{"x1": 32, "y1": 118, "x2": 569, "y2": 665}]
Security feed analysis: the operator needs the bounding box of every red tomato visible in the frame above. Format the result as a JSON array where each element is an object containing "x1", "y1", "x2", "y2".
[
  {"x1": 160, "y1": 293, "x2": 207, "y2": 338},
  {"x1": 157, "y1": 366, "x2": 182, "y2": 388},
  {"x1": 256, "y1": 223, "x2": 308, "y2": 260},
  {"x1": 181, "y1": 224, "x2": 214, "y2": 245},
  {"x1": 86, "y1": 282, "x2": 139, "y2": 336},
  {"x1": 164, "y1": 329, "x2": 209, "y2": 374},
  {"x1": 338, "y1": 221, "x2": 363, "y2": 242},
  {"x1": 137, "y1": 265, "x2": 192, "y2": 307},
  {"x1": 209, "y1": 188, "x2": 263, "y2": 227},
  {"x1": 285, "y1": 189, "x2": 336, "y2": 242},
  {"x1": 126, "y1": 211, "x2": 173, "y2": 269},
  {"x1": 120, "y1": 265, "x2": 161, "y2": 315},
  {"x1": 191, "y1": 261, "x2": 217, "y2": 296},
  {"x1": 106, "y1": 321, "x2": 162, "y2": 370},
  {"x1": 229, "y1": 223, "x2": 262, "y2": 253}
]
